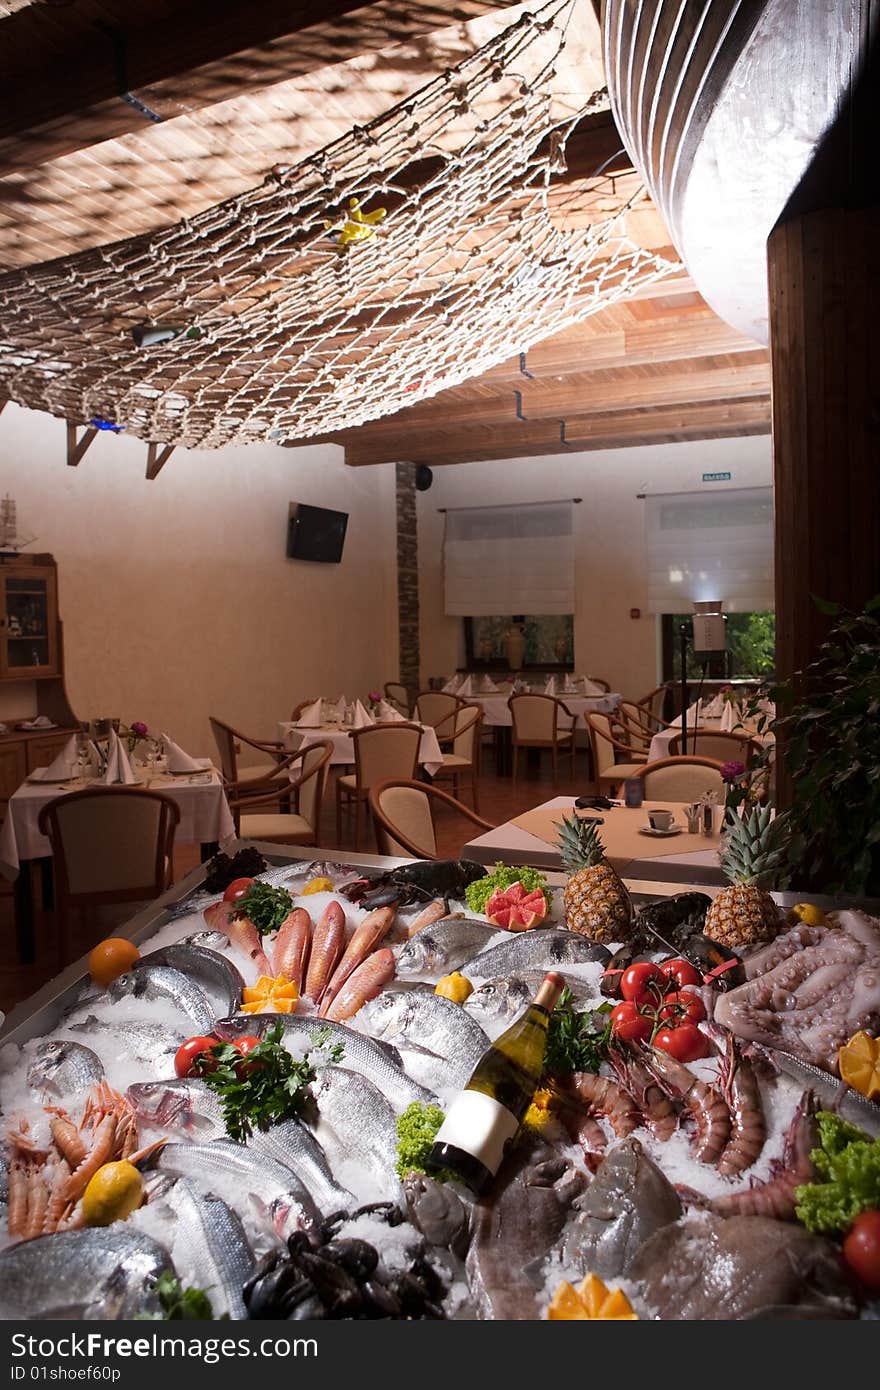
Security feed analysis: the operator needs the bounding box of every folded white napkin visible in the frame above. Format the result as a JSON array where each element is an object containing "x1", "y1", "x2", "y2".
[
  {"x1": 442, "y1": 675, "x2": 462, "y2": 693},
  {"x1": 479, "y1": 676, "x2": 498, "y2": 693},
  {"x1": 701, "y1": 693, "x2": 724, "y2": 719},
  {"x1": 582, "y1": 679, "x2": 606, "y2": 697},
  {"x1": 351, "y1": 700, "x2": 374, "y2": 729},
  {"x1": 377, "y1": 700, "x2": 405, "y2": 722},
  {"x1": 720, "y1": 702, "x2": 741, "y2": 732},
  {"x1": 42, "y1": 733, "x2": 78, "y2": 779},
  {"x1": 161, "y1": 732, "x2": 202, "y2": 773},
  {"x1": 544, "y1": 676, "x2": 557, "y2": 695},
  {"x1": 102, "y1": 729, "x2": 139, "y2": 784},
  {"x1": 456, "y1": 676, "x2": 474, "y2": 696},
  {"x1": 297, "y1": 699, "x2": 323, "y2": 728},
  {"x1": 18, "y1": 714, "x2": 56, "y2": 731}
]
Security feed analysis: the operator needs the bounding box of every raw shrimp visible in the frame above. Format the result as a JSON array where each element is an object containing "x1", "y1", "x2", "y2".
[
  {"x1": 717, "y1": 1033, "x2": 766, "y2": 1176},
  {"x1": 560, "y1": 1072, "x2": 640, "y2": 1140},
  {"x1": 647, "y1": 1048, "x2": 731, "y2": 1166},
  {"x1": 608, "y1": 1044, "x2": 678, "y2": 1141},
  {"x1": 711, "y1": 1090, "x2": 818, "y2": 1219}
]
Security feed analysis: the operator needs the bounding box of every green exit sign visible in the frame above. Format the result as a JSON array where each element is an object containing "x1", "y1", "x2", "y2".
[{"x1": 702, "y1": 471, "x2": 732, "y2": 482}]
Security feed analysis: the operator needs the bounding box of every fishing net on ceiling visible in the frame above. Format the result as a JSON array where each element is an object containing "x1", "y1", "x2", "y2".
[{"x1": 0, "y1": 0, "x2": 678, "y2": 451}]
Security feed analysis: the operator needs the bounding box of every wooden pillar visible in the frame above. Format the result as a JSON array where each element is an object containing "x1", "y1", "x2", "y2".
[
  {"x1": 395, "y1": 461, "x2": 420, "y2": 695},
  {"x1": 769, "y1": 203, "x2": 880, "y2": 689}
]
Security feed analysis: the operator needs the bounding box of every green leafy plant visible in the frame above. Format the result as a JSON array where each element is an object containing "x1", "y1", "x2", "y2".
[
  {"x1": 542, "y1": 989, "x2": 613, "y2": 1077},
  {"x1": 138, "y1": 1272, "x2": 217, "y2": 1321},
  {"x1": 794, "y1": 1111, "x2": 880, "y2": 1235},
  {"x1": 395, "y1": 1101, "x2": 456, "y2": 1182},
  {"x1": 194, "y1": 1023, "x2": 344, "y2": 1141},
  {"x1": 231, "y1": 881, "x2": 293, "y2": 935},
  {"x1": 747, "y1": 596, "x2": 880, "y2": 894}
]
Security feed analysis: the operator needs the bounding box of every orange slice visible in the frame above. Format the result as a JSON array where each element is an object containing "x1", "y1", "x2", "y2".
[
  {"x1": 241, "y1": 974, "x2": 299, "y2": 1014},
  {"x1": 547, "y1": 1273, "x2": 638, "y2": 1320},
  {"x1": 839, "y1": 1030, "x2": 880, "y2": 1100}
]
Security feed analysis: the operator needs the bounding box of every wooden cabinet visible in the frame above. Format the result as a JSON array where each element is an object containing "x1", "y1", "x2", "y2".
[
  {"x1": 0, "y1": 741, "x2": 27, "y2": 802},
  {"x1": 0, "y1": 560, "x2": 59, "y2": 679},
  {"x1": 25, "y1": 733, "x2": 73, "y2": 773}
]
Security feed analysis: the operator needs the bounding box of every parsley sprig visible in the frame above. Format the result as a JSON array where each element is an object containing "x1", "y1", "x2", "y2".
[
  {"x1": 231, "y1": 881, "x2": 293, "y2": 936},
  {"x1": 194, "y1": 1023, "x2": 344, "y2": 1141},
  {"x1": 138, "y1": 1272, "x2": 216, "y2": 1321},
  {"x1": 543, "y1": 988, "x2": 613, "y2": 1077}
]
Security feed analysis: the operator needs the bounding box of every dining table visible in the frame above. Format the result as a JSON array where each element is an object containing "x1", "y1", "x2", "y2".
[
  {"x1": 453, "y1": 689, "x2": 622, "y2": 776},
  {"x1": 647, "y1": 705, "x2": 774, "y2": 763},
  {"x1": 0, "y1": 761, "x2": 235, "y2": 962},
  {"x1": 276, "y1": 720, "x2": 445, "y2": 776},
  {"x1": 463, "y1": 794, "x2": 727, "y2": 884}
]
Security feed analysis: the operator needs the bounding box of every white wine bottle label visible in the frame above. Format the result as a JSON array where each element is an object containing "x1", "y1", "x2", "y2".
[{"x1": 434, "y1": 1090, "x2": 520, "y2": 1175}]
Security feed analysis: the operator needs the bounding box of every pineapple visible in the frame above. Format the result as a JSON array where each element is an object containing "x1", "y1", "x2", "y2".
[
  {"x1": 556, "y1": 813, "x2": 633, "y2": 942},
  {"x1": 704, "y1": 805, "x2": 788, "y2": 949}
]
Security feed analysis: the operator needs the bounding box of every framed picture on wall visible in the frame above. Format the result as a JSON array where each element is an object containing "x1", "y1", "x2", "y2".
[{"x1": 464, "y1": 615, "x2": 574, "y2": 670}]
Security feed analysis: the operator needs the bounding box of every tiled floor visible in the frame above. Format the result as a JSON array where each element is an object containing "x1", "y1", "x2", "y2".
[{"x1": 0, "y1": 748, "x2": 596, "y2": 1015}]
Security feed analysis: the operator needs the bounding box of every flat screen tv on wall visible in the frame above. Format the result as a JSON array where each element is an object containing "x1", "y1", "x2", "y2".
[{"x1": 287, "y1": 503, "x2": 349, "y2": 563}]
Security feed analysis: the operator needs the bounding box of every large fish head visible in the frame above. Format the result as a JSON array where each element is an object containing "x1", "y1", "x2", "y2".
[
  {"x1": 468, "y1": 979, "x2": 529, "y2": 1019},
  {"x1": 125, "y1": 1080, "x2": 206, "y2": 1134},
  {"x1": 214, "y1": 1014, "x2": 269, "y2": 1041}
]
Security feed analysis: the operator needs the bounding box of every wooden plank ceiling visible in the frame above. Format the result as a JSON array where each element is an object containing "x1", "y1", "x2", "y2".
[{"x1": 0, "y1": 0, "x2": 770, "y2": 465}]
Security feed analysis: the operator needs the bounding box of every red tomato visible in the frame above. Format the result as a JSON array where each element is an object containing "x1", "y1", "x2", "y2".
[
  {"x1": 620, "y1": 962, "x2": 664, "y2": 1005},
  {"x1": 658, "y1": 958, "x2": 702, "y2": 990},
  {"x1": 174, "y1": 1036, "x2": 219, "y2": 1077},
  {"x1": 223, "y1": 877, "x2": 254, "y2": 903},
  {"x1": 653, "y1": 1022, "x2": 710, "y2": 1062},
  {"x1": 843, "y1": 1211, "x2": 880, "y2": 1293},
  {"x1": 659, "y1": 990, "x2": 707, "y2": 1026},
  {"x1": 611, "y1": 1000, "x2": 652, "y2": 1043},
  {"x1": 232, "y1": 1035, "x2": 264, "y2": 1078}
]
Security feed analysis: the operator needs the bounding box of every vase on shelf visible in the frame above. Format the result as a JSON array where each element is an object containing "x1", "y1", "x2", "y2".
[
  {"x1": 504, "y1": 622, "x2": 526, "y2": 671},
  {"x1": 553, "y1": 633, "x2": 570, "y2": 664}
]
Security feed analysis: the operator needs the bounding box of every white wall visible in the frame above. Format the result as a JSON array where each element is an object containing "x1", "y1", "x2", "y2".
[
  {"x1": 0, "y1": 404, "x2": 398, "y2": 759},
  {"x1": 418, "y1": 435, "x2": 772, "y2": 697}
]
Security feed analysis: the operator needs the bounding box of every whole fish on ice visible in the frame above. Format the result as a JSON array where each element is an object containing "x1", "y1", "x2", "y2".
[
  {"x1": 141, "y1": 943, "x2": 244, "y2": 1016},
  {"x1": 395, "y1": 919, "x2": 499, "y2": 978},
  {"x1": 162, "y1": 1178, "x2": 254, "y2": 1320},
  {"x1": 27, "y1": 1040, "x2": 104, "y2": 1101},
  {"x1": 108, "y1": 963, "x2": 214, "y2": 1033},
  {"x1": 0, "y1": 1228, "x2": 172, "y2": 1320},
  {"x1": 308, "y1": 1068, "x2": 400, "y2": 1198},
  {"x1": 466, "y1": 930, "x2": 610, "y2": 979},
  {"x1": 153, "y1": 1141, "x2": 323, "y2": 1243},
  {"x1": 356, "y1": 990, "x2": 488, "y2": 1089},
  {"x1": 465, "y1": 972, "x2": 596, "y2": 1023}
]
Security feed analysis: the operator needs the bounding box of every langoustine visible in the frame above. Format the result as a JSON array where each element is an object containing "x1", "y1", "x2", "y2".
[
  {"x1": 608, "y1": 1044, "x2": 678, "y2": 1141},
  {"x1": 716, "y1": 1032, "x2": 766, "y2": 1176},
  {"x1": 710, "y1": 1090, "x2": 818, "y2": 1220}
]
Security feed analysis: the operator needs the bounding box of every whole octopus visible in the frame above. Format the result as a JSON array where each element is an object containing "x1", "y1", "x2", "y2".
[{"x1": 714, "y1": 909, "x2": 880, "y2": 1073}]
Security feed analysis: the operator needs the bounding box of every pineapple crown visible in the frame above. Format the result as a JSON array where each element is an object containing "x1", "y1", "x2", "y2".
[
  {"x1": 720, "y1": 805, "x2": 790, "y2": 888},
  {"x1": 555, "y1": 812, "x2": 608, "y2": 872}
]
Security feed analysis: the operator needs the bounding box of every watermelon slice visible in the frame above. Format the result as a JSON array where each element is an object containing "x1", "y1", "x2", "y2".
[{"x1": 485, "y1": 882, "x2": 548, "y2": 932}]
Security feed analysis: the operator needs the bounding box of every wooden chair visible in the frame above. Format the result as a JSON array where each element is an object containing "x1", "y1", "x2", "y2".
[
  {"x1": 668, "y1": 729, "x2": 760, "y2": 763},
  {"x1": 336, "y1": 722, "x2": 422, "y2": 849},
  {"x1": 384, "y1": 682, "x2": 411, "y2": 716},
  {"x1": 38, "y1": 787, "x2": 180, "y2": 965},
  {"x1": 290, "y1": 698, "x2": 321, "y2": 722},
  {"x1": 617, "y1": 700, "x2": 659, "y2": 754},
  {"x1": 412, "y1": 690, "x2": 466, "y2": 745},
  {"x1": 209, "y1": 715, "x2": 288, "y2": 794},
  {"x1": 232, "y1": 742, "x2": 332, "y2": 846},
  {"x1": 585, "y1": 711, "x2": 649, "y2": 792},
  {"x1": 636, "y1": 685, "x2": 674, "y2": 730},
  {"x1": 431, "y1": 703, "x2": 482, "y2": 811},
  {"x1": 369, "y1": 779, "x2": 494, "y2": 859},
  {"x1": 509, "y1": 693, "x2": 576, "y2": 788},
  {"x1": 630, "y1": 755, "x2": 725, "y2": 802}
]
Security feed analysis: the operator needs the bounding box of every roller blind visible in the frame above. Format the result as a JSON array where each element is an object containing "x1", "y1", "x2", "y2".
[
  {"x1": 443, "y1": 501, "x2": 574, "y2": 616},
  {"x1": 645, "y1": 487, "x2": 774, "y2": 613}
]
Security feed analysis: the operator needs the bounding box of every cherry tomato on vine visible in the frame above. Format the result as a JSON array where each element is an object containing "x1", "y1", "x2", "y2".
[
  {"x1": 223, "y1": 877, "x2": 254, "y2": 903},
  {"x1": 231, "y1": 1035, "x2": 265, "y2": 1078},
  {"x1": 659, "y1": 990, "x2": 707, "y2": 1026},
  {"x1": 842, "y1": 1211, "x2": 880, "y2": 1293},
  {"x1": 611, "y1": 1000, "x2": 652, "y2": 1043},
  {"x1": 653, "y1": 1022, "x2": 710, "y2": 1062},
  {"x1": 658, "y1": 958, "x2": 702, "y2": 990},
  {"x1": 620, "y1": 962, "x2": 664, "y2": 1005},
  {"x1": 174, "y1": 1036, "x2": 219, "y2": 1077}
]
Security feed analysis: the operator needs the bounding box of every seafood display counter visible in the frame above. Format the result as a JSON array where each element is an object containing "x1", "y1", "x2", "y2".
[{"x1": 1, "y1": 841, "x2": 879, "y2": 1322}]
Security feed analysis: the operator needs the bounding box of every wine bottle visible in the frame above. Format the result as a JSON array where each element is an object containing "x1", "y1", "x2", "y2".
[{"x1": 427, "y1": 971, "x2": 564, "y2": 1194}]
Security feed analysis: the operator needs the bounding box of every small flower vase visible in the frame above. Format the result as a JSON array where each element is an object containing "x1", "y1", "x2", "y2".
[{"x1": 504, "y1": 622, "x2": 526, "y2": 671}]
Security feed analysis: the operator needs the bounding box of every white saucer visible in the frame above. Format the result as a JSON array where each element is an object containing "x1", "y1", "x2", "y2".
[{"x1": 639, "y1": 823, "x2": 683, "y2": 837}]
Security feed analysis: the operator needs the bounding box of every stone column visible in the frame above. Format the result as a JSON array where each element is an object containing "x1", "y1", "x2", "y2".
[{"x1": 395, "y1": 461, "x2": 420, "y2": 695}]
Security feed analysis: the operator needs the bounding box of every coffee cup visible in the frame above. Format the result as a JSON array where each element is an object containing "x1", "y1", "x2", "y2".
[{"x1": 648, "y1": 808, "x2": 674, "y2": 831}]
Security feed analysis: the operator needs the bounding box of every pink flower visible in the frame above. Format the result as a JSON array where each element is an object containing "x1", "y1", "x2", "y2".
[
  {"x1": 130, "y1": 720, "x2": 148, "y2": 737},
  {"x1": 720, "y1": 759, "x2": 746, "y2": 783},
  {"x1": 368, "y1": 691, "x2": 381, "y2": 704}
]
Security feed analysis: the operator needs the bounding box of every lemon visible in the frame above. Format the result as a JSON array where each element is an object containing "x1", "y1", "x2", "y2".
[
  {"x1": 302, "y1": 877, "x2": 334, "y2": 896},
  {"x1": 82, "y1": 1161, "x2": 143, "y2": 1227},
  {"x1": 788, "y1": 903, "x2": 826, "y2": 927},
  {"x1": 838, "y1": 1030, "x2": 880, "y2": 1100},
  {"x1": 435, "y1": 972, "x2": 473, "y2": 1005}
]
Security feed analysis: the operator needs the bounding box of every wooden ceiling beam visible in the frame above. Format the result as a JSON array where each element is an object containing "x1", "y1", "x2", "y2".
[
  {"x1": 337, "y1": 396, "x2": 772, "y2": 465},
  {"x1": 332, "y1": 354, "x2": 771, "y2": 437},
  {"x1": 0, "y1": 1, "x2": 523, "y2": 174}
]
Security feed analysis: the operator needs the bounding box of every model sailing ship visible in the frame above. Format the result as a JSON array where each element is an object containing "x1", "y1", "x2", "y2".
[{"x1": 0, "y1": 494, "x2": 35, "y2": 553}]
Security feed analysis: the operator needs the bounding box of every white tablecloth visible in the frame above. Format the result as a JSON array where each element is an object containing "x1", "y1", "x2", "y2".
[
  {"x1": 277, "y1": 722, "x2": 444, "y2": 776},
  {"x1": 0, "y1": 768, "x2": 235, "y2": 879},
  {"x1": 648, "y1": 713, "x2": 773, "y2": 763},
  {"x1": 468, "y1": 692, "x2": 621, "y2": 728}
]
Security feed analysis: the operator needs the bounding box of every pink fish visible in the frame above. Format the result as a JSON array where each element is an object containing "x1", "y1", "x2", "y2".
[
  {"x1": 318, "y1": 905, "x2": 396, "y2": 1016},
  {"x1": 303, "y1": 901, "x2": 346, "y2": 1001},
  {"x1": 406, "y1": 898, "x2": 448, "y2": 939},
  {"x1": 203, "y1": 900, "x2": 233, "y2": 931},
  {"x1": 224, "y1": 911, "x2": 272, "y2": 976},
  {"x1": 323, "y1": 948, "x2": 396, "y2": 1022},
  {"x1": 272, "y1": 908, "x2": 312, "y2": 989}
]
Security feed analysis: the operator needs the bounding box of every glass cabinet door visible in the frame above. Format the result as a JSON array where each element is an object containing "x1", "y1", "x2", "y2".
[{"x1": 0, "y1": 567, "x2": 58, "y2": 676}]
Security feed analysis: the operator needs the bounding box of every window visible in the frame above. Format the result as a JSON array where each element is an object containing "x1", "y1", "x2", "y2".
[
  {"x1": 443, "y1": 501, "x2": 574, "y2": 615},
  {"x1": 662, "y1": 612, "x2": 776, "y2": 681}
]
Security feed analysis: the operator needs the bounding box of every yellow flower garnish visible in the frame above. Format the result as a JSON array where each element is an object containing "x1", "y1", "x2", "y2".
[
  {"x1": 325, "y1": 198, "x2": 387, "y2": 248},
  {"x1": 523, "y1": 1088, "x2": 557, "y2": 1131},
  {"x1": 547, "y1": 1273, "x2": 638, "y2": 1320},
  {"x1": 241, "y1": 974, "x2": 299, "y2": 1014}
]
